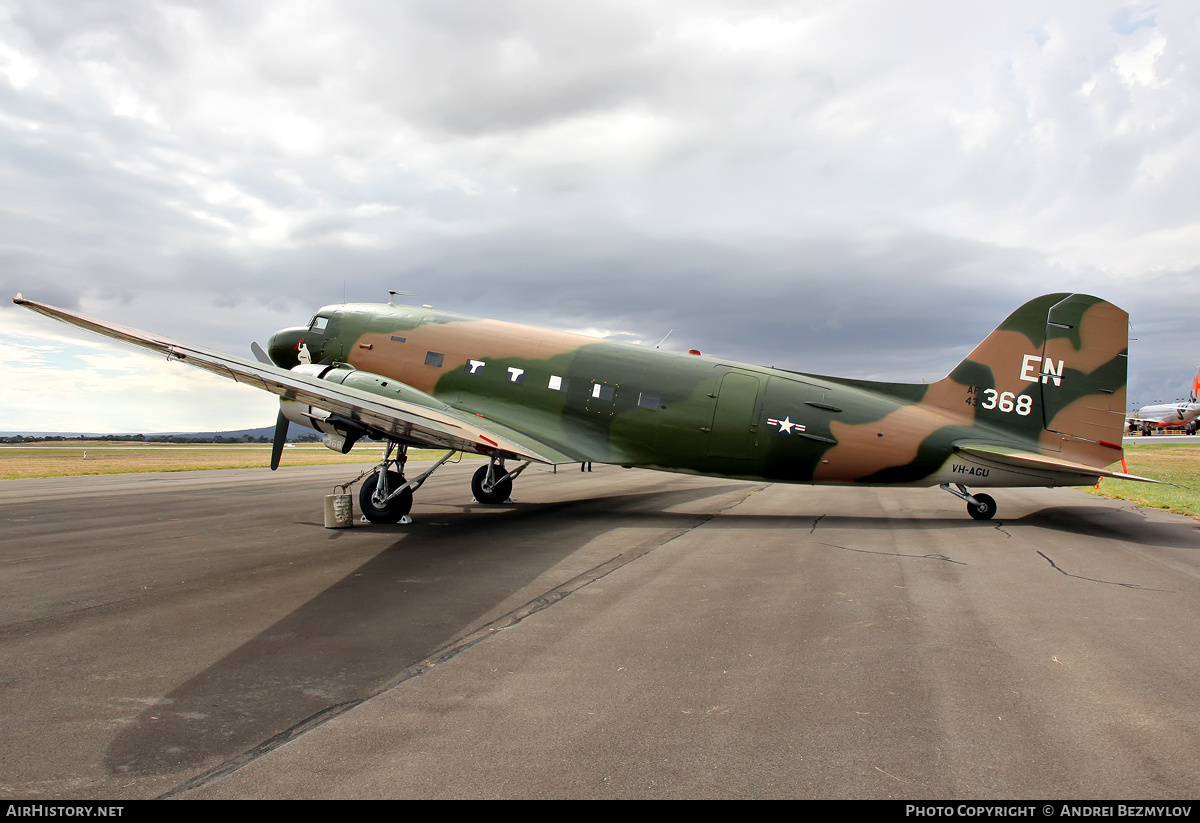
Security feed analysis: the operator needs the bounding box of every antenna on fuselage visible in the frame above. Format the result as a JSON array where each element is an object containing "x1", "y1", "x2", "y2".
[
  {"x1": 656, "y1": 329, "x2": 674, "y2": 349},
  {"x1": 388, "y1": 290, "x2": 415, "y2": 305}
]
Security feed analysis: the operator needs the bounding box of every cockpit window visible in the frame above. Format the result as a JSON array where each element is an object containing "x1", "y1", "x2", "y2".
[{"x1": 309, "y1": 316, "x2": 329, "y2": 332}]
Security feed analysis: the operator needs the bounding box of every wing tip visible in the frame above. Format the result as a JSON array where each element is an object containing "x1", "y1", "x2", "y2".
[{"x1": 13, "y1": 293, "x2": 24, "y2": 305}]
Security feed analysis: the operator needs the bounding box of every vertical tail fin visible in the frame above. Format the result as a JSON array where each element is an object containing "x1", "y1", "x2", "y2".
[{"x1": 931, "y1": 293, "x2": 1128, "y2": 467}]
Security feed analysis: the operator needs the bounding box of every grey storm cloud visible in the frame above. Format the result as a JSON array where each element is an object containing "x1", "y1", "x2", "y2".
[{"x1": 1, "y1": 0, "x2": 1199, "y2": 429}]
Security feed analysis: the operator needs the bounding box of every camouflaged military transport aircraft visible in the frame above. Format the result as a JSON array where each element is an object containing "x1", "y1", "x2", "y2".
[{"x1": 14, "y1": 291, "x2": 1157, "y2": 522}]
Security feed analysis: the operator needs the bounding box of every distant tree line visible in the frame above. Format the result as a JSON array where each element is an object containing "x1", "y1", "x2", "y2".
[{"x1": 0, "y1": 433, "x2": 323, "y2": 444}]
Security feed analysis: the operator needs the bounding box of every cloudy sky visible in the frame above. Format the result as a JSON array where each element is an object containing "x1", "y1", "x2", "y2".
[{"x1": 1, "y1": 0, "x2": 1197, "y2": 433}]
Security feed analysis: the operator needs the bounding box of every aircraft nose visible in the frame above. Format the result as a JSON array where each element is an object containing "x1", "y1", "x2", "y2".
[{"x1": 267, "y1": 326, "x2": 308, "y2": 368}]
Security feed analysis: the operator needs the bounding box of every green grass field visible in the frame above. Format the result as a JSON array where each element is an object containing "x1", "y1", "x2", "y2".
[
  {"x1": 0, "y1": 442, "x2": 456, "y2": 479},
  {"x1": 1086, "y1": 442, "x2": 1200, "y2": 518}
]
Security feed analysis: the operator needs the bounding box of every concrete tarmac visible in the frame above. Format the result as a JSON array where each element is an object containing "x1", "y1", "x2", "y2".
[{"x1": 1, "y1": 462, "x2": 1199, "y2": 799}]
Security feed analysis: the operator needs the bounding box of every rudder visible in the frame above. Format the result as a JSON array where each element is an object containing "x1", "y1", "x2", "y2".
[{"x1": 934, "y1": 293, "x2": 1128, "y2": 466}]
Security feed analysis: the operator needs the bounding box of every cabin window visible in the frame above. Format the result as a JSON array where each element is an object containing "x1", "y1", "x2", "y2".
[
  {"x1": 466, "y1": 359, "x2": 485, "y2": 375},
  {"x1": 390, "y1": 335, "x2": 406, "y2": 343},
  {"x1": 637, "y1": 392, "x2": 661, "y2": 410},
  {"x1": 591, "y1": 383, "x2": 615, "y2": 401},
  {"x1": 548, "y1": 375, "x2": 569, "y2": 392},
  {"x1": 425, "y1": 351, "x2": 444, "y2": 368},
  {"x1": 309, "y1": 316, "x2": 329, "y2": 332},
  {"x1": 507, "y1": 367, "x2": 526, "y2": 384}
]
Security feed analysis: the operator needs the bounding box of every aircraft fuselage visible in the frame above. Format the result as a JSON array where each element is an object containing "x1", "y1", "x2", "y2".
[{"x1": 267, "y1": 300, "x2": 1115, "y2": 489}]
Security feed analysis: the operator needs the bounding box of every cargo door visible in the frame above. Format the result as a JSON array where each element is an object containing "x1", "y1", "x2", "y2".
[{"x1": 707, "y1": 370, "x2": 761, "y2": 459}]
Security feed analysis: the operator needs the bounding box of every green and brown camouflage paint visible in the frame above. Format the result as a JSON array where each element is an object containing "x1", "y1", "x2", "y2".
[{"x1": 270, "y1": 292, "x2": 1128, "y2": 487}]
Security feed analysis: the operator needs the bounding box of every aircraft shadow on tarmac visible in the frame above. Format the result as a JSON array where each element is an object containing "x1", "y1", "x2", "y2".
[
  {"x1": 104, "y1": 481, "x2": 750, "y2": 784},
  {"x1": 303, "y1": 482, "x2": 1200, "y2": 550},
  {"x1": 706, "y1": 504, "x2": 1200, "y2": 549},
  {"x1": 390, "y1": 487, "x2": 1199, "y2": 550},
  {"x1": 1012, "y1": 504, "x2": 1200, "y2": 549},
  {"x1": 104, "y1": 482, "x2": 1200, "y2": 790}
]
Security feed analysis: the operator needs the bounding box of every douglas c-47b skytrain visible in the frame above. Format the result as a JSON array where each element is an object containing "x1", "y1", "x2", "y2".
[{"x1": 15, "y1": 291, "x2": 1159, "y2": 522}]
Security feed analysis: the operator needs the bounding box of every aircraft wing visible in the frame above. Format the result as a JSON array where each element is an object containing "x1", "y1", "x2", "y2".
[
  {"x1": 13, "y1": 295, "x2": 576, "y2": 464},
  {"x1": 953, "y1": 443, "x2": 1166, "y2": 484}
]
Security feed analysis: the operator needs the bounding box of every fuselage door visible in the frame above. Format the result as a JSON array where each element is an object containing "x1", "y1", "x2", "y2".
[
  {"x1": 306, "y1": 311, "x2": 345, "y2": 363},
  {"x1": 707, "y1": 369, "x2": 761, "y2": 459}
]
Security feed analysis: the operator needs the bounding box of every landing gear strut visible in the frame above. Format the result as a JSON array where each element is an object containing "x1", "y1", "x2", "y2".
[
  {"x1": 471, "y1": 456, "x2": 531, "y2": 504},
  {"x1": 940, "y1": 483, "x2": 997, "y2": 521},
  {"x1": 359, "y1": 442, "x2": 457, "y2": 523}
]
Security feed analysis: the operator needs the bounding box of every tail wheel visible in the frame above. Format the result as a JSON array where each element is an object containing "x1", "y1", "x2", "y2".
[
  {"x1": 360, "y1": 470, "x2": 413, "y2": 523},
  {"x1": 471, "y1": 464, "x2": 512, "y2": 504},
  {"x1": 967, "y1": 493, "x2": 997, "y2": 521}
]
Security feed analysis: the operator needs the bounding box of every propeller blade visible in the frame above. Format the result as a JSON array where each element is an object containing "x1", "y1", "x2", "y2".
[
  {"x1": 251, "y1": 341, "x2": 271, "y2": 365},
  {"x1": 270, "y1": 409, "x2": 288, "y2": 471}
]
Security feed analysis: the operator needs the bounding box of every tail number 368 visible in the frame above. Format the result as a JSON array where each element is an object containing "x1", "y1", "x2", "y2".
[{"x1": 981, "y1": 390, "x2": 1033, "y2": 416}]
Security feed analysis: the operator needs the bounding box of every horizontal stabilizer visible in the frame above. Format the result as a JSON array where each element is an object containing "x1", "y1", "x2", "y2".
[{"x1": 954, "y1": 443, "x2": 1166, "y2": 484}]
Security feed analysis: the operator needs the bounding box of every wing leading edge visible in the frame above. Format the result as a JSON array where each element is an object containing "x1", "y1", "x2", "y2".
[{"x1": 13, "y1": 295, "x2": 576, "y2": 465}]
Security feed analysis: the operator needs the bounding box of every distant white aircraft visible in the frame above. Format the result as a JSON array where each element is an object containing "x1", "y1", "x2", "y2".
[{"x1": 1128, "y1": 368, "x2": 1200, "y2": 435}]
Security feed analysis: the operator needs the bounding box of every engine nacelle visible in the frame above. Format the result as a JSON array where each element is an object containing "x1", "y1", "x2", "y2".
[
  {"x1": 281, "y1": 363, "x2": 366, "y2": 454},
  {"x1": 281, "y1": 362, "x2": 452, "y2": 453},
  {"x1": 289, "y1": 362, "x2": 349, "y2": 381},
  {"x1": 279, "y1": 398, "x2": 360, "y2": 453}
]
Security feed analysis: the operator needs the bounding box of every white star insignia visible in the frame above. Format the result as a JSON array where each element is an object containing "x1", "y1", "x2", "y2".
[{"x1": 767, "y1": 416, "x2": 806, "y2": 435}]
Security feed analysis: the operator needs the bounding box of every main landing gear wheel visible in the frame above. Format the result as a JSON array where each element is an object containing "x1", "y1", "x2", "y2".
[
  {"x1": 471, "y1": 464, "x2": 512, "y2": 504},
  {"x1": 967, "y1": 493, "x2": 997, "y2": 521},
  {"x1": 360, "y1": 470, "x2": 413, "y2": 523}
]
